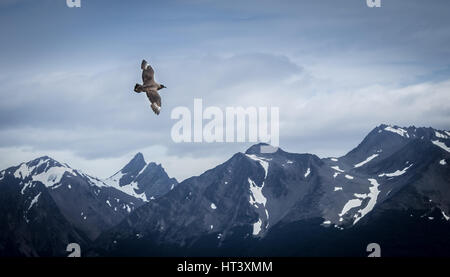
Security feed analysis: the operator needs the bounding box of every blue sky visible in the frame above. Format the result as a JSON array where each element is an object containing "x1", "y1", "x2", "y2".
[{"x1": 1, "y1": 0, "x2": 450, "y2": 180}]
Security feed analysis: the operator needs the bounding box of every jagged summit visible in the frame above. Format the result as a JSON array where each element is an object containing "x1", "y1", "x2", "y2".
[
  {"x1": 104, "y1": 153, "x2": 178, "y2": 202},
  {"x1": 120, "y1": 152, "x2": 146, "y2": 174},
  {"x1": 375, "y1": 124, "x2": 449, "y2": 139},
  {"x1": 33, "y1": 155, "x2": 53, "y2": 161}
]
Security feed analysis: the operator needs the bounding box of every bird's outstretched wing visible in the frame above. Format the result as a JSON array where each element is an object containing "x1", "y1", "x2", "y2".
[
  {"x1": 142, "y1": 60, "x2": 156, "y2": 87},
  {"x1": 146, "y1": 90, "x2": 162, "y2": 115}
]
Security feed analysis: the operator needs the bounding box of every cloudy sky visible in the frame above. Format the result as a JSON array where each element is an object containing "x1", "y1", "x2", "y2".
[{"x1": 1, "y1": 0, "x2": 449, "y2": 181}]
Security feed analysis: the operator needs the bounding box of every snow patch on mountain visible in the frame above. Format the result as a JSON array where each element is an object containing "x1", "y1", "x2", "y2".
[
  {"x1": 435, "y1": 131, "x2": 449, "y2": 139},
  {"x1": 248, "y1": 174, "x2": 269, "y2": 236},
  {"x1": 246, "y1": 154, "x2": 270, "y2": 178},
  {"x1": 354, "y1": 154, "x2": 379, "y2": 168},
  {"x1": 210, "y1": 203, "x2": 217, "y2": 210},
  {"x1": 14, "y1": 164, "x2": 33, "y2": 179},
  {"x1": 104, "y1": 172, "x2": 148, "y2": 202},
  {"x1": 337, "y1": 179, "x2": 380, "y2": 224},
  {"x1": 384, "y1": 126, "x2": 409, "y2": 138},
  {"x1": 432, "y1": 140, "x2": 450, "y2": 153},
  {"x1": 345, "y1": 175, "x2": 354, "y2": 180},
  {"x1": 13, "y1": 158, "x2": 79, "y2": 189},
  {"x1": 248, "y1": 178, "x2": 267, "y2": 208},
  {"x1": 28, "y1": 192, "x2": 41, "y2": 210},
  {"x1": 137, "y1": 164, "x2": 148, "y2": 176},
  {"x1": 252, "y1": 218, "x2": 263, "y2": 236},
  {"x1": 334, "y1": 187, "x2": 343, "y2": 191},
  {"x1": 83, "y1": 174, "x2": 107, "y2": 188},
  {"x1": 20, "y1": 181, "x2": 33, "y2": 195},
  {"x1": 304, "y1": 168, "x2": 311, "y2": 178},
  {"x1": 440, "y1": 159, "x2": 447, "y2": 165},
  {"x1": 339, "y1": 199, "x2": 363, "y2": 218},
  {"x1": 331, "y1": 166, "x2": 344, "y2": 173},
  {"x1": 246, "y1": 154, "x2": 272, "y2": 235},
  {"x1": 354, "y1": 193, "x2": 368, "y2": 199},
  {"x1": 32, "y1": 166, "x2": 75, "y2": 188},
  {"x1": 14, "y1": 159, "x2": 48, "y2": 179},
  {"x1": 442, "y1": 210, "x2": 450, "y2": 221},
  {"x1": 353, "y1": 179, "x2": 381, "y2": 224},
  {"x1": 378, "y1": 164, "x2": 413, "y2": 177}
]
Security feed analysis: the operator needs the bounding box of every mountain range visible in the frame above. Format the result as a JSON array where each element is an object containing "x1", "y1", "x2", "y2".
[
  {"x1": 1, "y1": 124, "x2": 449, "y2": 257},
  {"x1": 0, "y1": 153, "x2": 176, "y2": 256}
]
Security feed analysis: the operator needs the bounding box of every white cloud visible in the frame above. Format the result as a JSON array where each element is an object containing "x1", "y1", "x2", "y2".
[{"x1": 1, "y1": 52, "x2": 450, "y2": 180}]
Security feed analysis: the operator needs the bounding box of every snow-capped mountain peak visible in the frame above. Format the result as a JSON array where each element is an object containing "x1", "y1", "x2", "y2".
[
  {"x1": 0, "y1": 153, "x2": 178, "y2": 248},
  {"x1": 104, "y1": 153, "x2": 178, "y2": 202},
  {"x1": 8, "y1": 156, "x2": 77, "y2": 192}
]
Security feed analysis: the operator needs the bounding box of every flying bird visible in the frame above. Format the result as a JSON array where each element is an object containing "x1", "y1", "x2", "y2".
[{"x1": 134, "y1": 59, "x2": 166, "y2": 115}]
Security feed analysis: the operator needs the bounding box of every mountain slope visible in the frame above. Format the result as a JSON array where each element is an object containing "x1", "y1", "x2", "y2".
[
  {"x1": 0, "y1": 172, "x2": 89, "y2": 257},
  {"x1": 92, "y1": 124, "x2": 450, "y2": 256}
]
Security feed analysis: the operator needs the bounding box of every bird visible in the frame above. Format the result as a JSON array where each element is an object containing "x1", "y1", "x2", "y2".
[{"x1": 134, "y1": 59, "x2": 166, "y2": 115}]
